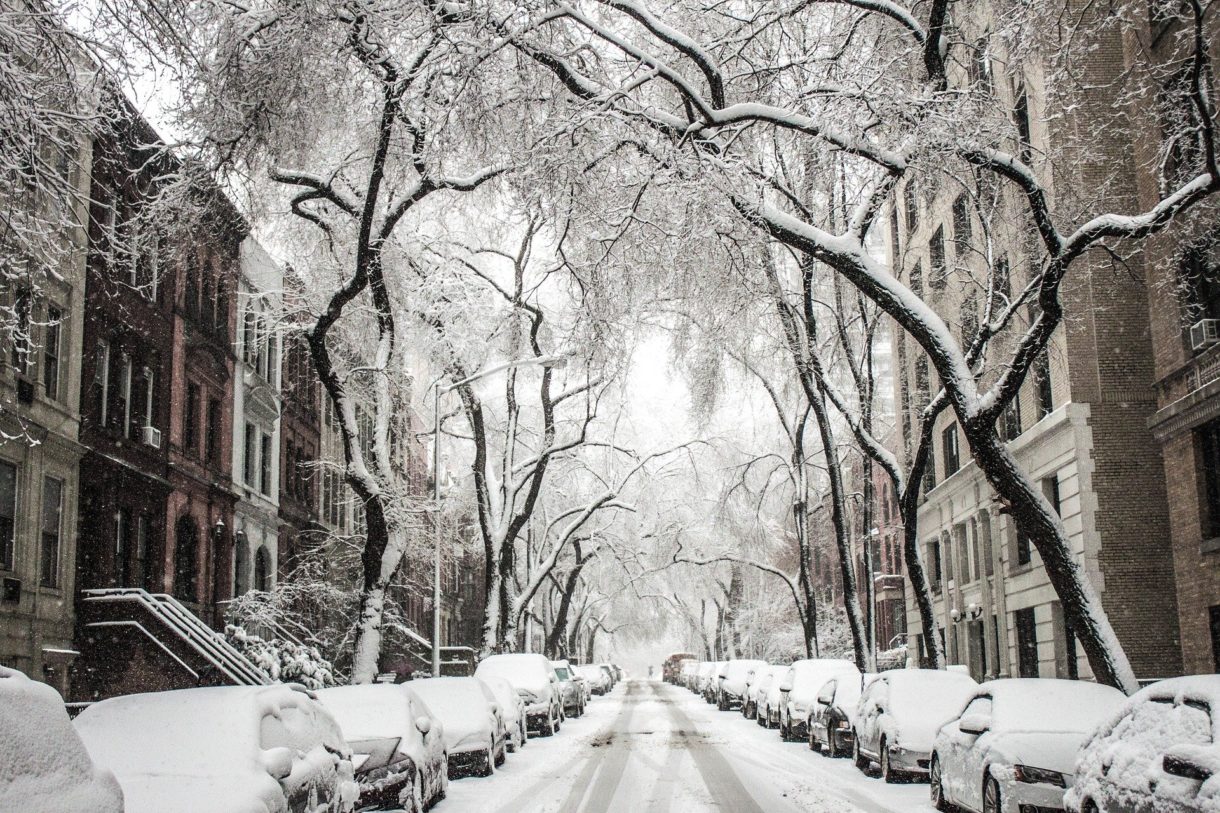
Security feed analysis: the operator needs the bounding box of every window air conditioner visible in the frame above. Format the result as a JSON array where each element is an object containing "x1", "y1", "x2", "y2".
[
  {"x1": 1190, "y1": 319, "x2": 1220, "y2": 352},
  {"x1": 142, "y1": 425, "x2": 162, "y2": 449}
]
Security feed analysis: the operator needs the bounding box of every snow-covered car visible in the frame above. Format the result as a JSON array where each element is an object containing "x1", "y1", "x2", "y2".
[
  {"x1": 599, "y1": 663, "x2": 618, "y2": 692},
  {"x1": 777, "y1": 658, "x2": 860, "y2": 741},
  {"x1": 408, "y1": 677, "x2": 507, "y2": 779},
  {"x1": 1066, "y1": 675, "x2": 1220, "y2": 813},
  {"x1": 314, "y1": 683, "x2": 449, "y2": 812},
  {"x1": 694, "y1": 661, "x2": 716, "y2": 696},
  {"x1": 552, "y1": 659, "x2": 586, "y2": 717},
  {"x1": 717, "y1": 659, "x2": 768, "y2": 711},
  {"x1": 475, "y1": 653, "x2": 562, "y2": 736},
  {"x1": 74, "y1": 684, "x2": 358, "y2": 813},
  {"x1": 761, "y1": 665, "x2": 789, "y2": 728},
  {"x1": 680, "y1": 661, "x2": 700, "y2": 691},
  {"x1": 577, "y1": 663, "x2": 610, "y2": 695},
  {"x1": 809, "y1": 673, "x2": 879, "y2": 757},
  {"x1": 930, "y1": 678, "x2": 1124, "y2": 813},
  {"x1": 0, "y1": 666, "x2": 124, "y2": 813},
  {"x1": 482, "y1": 675, "x2": 528, "y2": 752},
  {"x1": 702, "y1": 661, "x2": 726, "y2": 702},
  {"x1": 744, "y1": 665, "x2": 779, "y2": 721},
  {"x1": 853, "y1": 668, "x2": 979, "y2": 782}
]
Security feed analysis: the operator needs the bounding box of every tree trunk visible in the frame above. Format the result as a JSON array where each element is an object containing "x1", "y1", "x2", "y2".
[{"x1": 545, "y1": 542, "x2": 588, "y2": 657}]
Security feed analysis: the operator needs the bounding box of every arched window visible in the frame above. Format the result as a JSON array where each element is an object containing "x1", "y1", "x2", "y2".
[
  {"x1": 253, "y1": 546, "x2": 270, "y2": 592},
  {"x1": 233, "y1": 531, "x2": 249, "y2": 595},
  {"x1": 173, "y1": 515, "x2": 198, "y2": 601}
]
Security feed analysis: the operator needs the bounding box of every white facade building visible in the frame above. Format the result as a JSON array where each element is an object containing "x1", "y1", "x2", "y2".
[{"x1": 231, "y1": 238, "x2": 282, "y2": 595}]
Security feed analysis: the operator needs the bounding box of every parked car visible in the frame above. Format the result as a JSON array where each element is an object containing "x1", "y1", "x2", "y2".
[
  {"x1": 475, "y1": 653, "x2": 563, "y2": 736},
  {"x1": 552, "y1": 659, "x2": 586, "y2": 718},
  {"x1": 1066, "y1": 675, "x2": 1220, "y2": 813},
  {"x1": 74, "y1": 684, "x2": 358, "y2": 813},
  {"x1": 408, "y1": 677, "x2": 507, "y2": 779},
  {"x1": 0, "y1": 665, "x2": 124, "y2": 813},
  {"x1": 744, "y1": 665, "x2": 779, "y2": 721},
  {"x1": 680, "y1": 661, "x2": 701, "y2": 691},
  {"x1": 703, "y1": 661, "x2": 726, "y2": 702},
  {"x1": 777, "y1": 659, "x2": 860, "y2": 741},
  {"x1": 481, "y1": 676, "x2": 528, "y2": 753},
  {"x1": 809, "y1": 673, "x2": 879, "y2": 757},
  {"x1": 599, "y1": 663, "x2": 618, "y2": 692},
  {"x1": 314, "y1": 683, "x2": 449, "y2": 812},
  {"x1": 576, "y1": 663, "x2": 610, "y2": 695},
  {"x1": 717, "y1": 659, "x2": 768, "y2": 711},
  {"x1": 761, "y1": 665, "x2": 789, "y2": 729},
  {"x1": 695, "y1": 661, "x2": 716, "y2": 697},
  {"x1": 664, "y1": 653, "x2": 697, "y2": 684},
  {"x1": 930, "y1": 678, "x2": 1124, "y2": 813},
  {"x1": 853, "y1": 668, "x2": 979, "y2": 782}
]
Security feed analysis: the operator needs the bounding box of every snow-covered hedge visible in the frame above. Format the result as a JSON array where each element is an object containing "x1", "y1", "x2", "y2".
[{"x1": 225, "y1": 625, "x2": 336, "y2": 689}]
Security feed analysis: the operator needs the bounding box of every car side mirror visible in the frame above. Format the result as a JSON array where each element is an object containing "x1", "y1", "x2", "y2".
[
  {"x1": 1163, "y1": 750, "x2": 1213, "y2": 782},
  {"x1": 779, "y1": 679, "x2": 794, "y2": 693},
  {"x1": 262, "y1": 746, "x2": 294, "y2": 780},
  {"x1": 958, "y1": 713, "x2": 991, "y2": 736},
  {"x1": 415, "y1": 716, "x2": 432, "y2": 735}
]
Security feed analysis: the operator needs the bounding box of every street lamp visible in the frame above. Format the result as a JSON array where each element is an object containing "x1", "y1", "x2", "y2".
[{"x1": 431, "y1": 354, "x2": 569, "y2": 676}]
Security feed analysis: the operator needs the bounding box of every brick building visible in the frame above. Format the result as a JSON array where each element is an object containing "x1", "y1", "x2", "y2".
[
  {"x1": 1130, "y1": 10, "x2": 1220, "y2": 674},
  {"x1": 887, "y1": 11, "x2": 1182, "y2": 681}
]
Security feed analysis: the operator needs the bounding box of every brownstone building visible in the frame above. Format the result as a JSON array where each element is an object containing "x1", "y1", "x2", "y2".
[{"x1": 1132, "y1": 11, "x2": 1220, "y2": 675}]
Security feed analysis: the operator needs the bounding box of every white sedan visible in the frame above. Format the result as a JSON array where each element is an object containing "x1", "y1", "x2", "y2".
[
  {"x1": 931, "y1": 678, "x2": 1124, "y2": 813},
  {"x1": 409, "y1": 677, "x2": 508, "y2": 780}
]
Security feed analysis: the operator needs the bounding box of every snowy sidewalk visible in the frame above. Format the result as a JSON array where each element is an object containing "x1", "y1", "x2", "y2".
[{"x1": 433, "y1": 678, "x2": 938, "y2": 813}]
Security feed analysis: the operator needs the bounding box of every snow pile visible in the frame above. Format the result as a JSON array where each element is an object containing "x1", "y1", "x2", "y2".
[
  {"x1": 409, "y1": 677, "x2": 498, "y2": 755},
  {"x1": 0, "y1": 666, "x2": 124, "y2": 813},
  {"x1": 226, "y1": 624, "x2": 336, "y2": 689},
  {"x1": 75, "y1": 684, "x2": 356, "y2": 813},
  {"x1": 1067, "y1": 675, "x2": 1220, "y2": 813}
]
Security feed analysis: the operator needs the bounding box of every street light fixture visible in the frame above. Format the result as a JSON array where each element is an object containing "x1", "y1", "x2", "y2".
[{"x1": 431, "y1": 354, "x2": 569, "y2": 676}]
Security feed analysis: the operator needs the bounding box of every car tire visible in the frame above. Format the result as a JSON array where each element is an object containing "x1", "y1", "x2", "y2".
[
  {"x1": 809, "y1": 726, "x2": 820, "y2": 752},
  {"x1": 1080, "y1": 801, "x2": 1099, "y2": 813},
  {"x1": 480, "y1": 745, "x2": 495, "y2": 778},
  {"x1": 827, "y1": 729, "x2": 839, "y2": 758},
  {"x1": 853, "y1": 736, "x2": 869, "y2": 772},
  {"x1": 982, "y1": 774, "x2": 1001, "y2": 813},
  {"x1": 881, "y1": 739, "x2": 901, "y2": 783},
  {"x1": 411, "y1": 779, "x2": 425, "y2": 813},
  {"x1": 495, "y1": 740, "x2": 506, "y2": 768},
  {"x1": 930, "y1": 755, "x2": 950, "y2": 811},
  {"x1": 543, "y1": 711, "x2": 557, "y2": 737}
]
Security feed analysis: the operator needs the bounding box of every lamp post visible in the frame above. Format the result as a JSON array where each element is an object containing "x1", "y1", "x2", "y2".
[{"x1": 431, "y1": 354, "x2": 569, "y2": 676}]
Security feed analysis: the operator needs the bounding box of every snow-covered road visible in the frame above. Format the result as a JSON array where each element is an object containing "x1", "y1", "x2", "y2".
[{"x1": 437, "y1": 679, "x2": 938, "y2": 812}]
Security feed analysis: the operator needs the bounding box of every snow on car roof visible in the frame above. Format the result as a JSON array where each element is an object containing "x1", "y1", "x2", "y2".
[
  {"x1": 475, "y1": 654, "x2": 552, "y2": 691},
  {"x1": 883, "y1": 669, "x2": 978, "y2": 724},
  {"x1": 979, "y1": 678, "x2": 1125, "y2": 733},
  {"x1": 315, "y1": 684, "x2": 412, "y2": 740},
  {"x1": 409, "y1": 678, "x2": 495, "y2": 751},
  {"x1": 0, "y1": 666, "x2": 123, "y2": 813}
]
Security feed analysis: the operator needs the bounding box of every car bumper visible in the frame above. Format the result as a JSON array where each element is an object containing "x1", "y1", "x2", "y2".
[
  {"x1": 1003, "y1": 780, "x2": 1070, "y2": 813},
  {"x1": 886, "y1": 744, "x2": 931, "y2": 774},
  {"x1": 720, "y1": 692, "x2": 742, "y2": 708}
]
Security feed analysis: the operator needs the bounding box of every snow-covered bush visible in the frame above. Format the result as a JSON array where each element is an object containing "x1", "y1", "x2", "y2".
[{"x1": 225, "y1": 625, "x2": 336, "y2": 689}]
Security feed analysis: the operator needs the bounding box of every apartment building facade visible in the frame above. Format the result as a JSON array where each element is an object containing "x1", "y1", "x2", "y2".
[{"x1": 888, "y1": 14, "x2": 1182, "y2": 682}]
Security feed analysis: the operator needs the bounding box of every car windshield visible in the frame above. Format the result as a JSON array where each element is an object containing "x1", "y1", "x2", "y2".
[{"x1": 555, "y1": 667, "x2": 571, "y2": 681}]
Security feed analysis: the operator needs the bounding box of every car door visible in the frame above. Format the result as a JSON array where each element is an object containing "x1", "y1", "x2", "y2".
[
  {"x1": 1143, "y1": 699, "x2": 1213, "y2": 813},
  {"x1": 950, "y1": 695, "x2": 994, "y2": 812},
  {"x1": 856, "y1": 679, "x2": 885, "y2": 758},
  {"x1": 813, "y1": 679, "x2": 837, "y2": 741}
]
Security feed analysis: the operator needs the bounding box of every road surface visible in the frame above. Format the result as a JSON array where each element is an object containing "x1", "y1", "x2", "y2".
[{"x1": 440, "y1": 679, "x2": 936, "y2": 813}]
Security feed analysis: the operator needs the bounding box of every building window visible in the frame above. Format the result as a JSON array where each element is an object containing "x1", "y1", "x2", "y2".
[
  {"x1": 94, "y1": 340, "x2": 110, "y2": 427},
  {"x1": 184, "y1": 383, "x2": 200, "y2": 455},
  {"x1": 1042, "y1": 474, "x2": 1062, "y2": 516},
  {"x1": 928, "y1": 539, "x2": 942, "y2": 590},
  {"x1": 136, "y1": 513, "x2": 152, "y2": 590},
  {"x1": 942, "y1": 423, "x2": 961, "y2": 477},
  {"x1": 992, "y1": 256, "x2": 1011, "y2": 311},
  {"x1": 43, "y1": 306, "x2": 61, "y2": 400},
  {"x1": 904, "y1": 180, "x2": 919, "y2": 233},
  {"x1": 254, "y1": 546, "x2": 270, "y2": 592},
  {"x1": 1033, "y1": 350, "x2": 1053, "y2": 419},
  {"x1": 40, "y1": 476, "x2": 62, "y2": 588},
  {"x1": 143, "y1": 365, "x2": 156, "y2": 431},
  {"x1": 244, "y1": 423, "x2": 257, "y2": 488},
  {"x1": 185, "y1": 254, "x2": 200, "y2": 320},
  {"x1": 999, "y1": 396, "x2": 1022, "y2": 442},
  {"x1": 1015, "y1": 522, "x2": 1032, "y2": 566},
  {"x1": 205, "y1": 398, "x2": 222, "y2": 463},
  {"x1": 909, "y1": 259, "x2": 924, "y2": 298},
  {"x1": 929, "y1": 226, "x2": 948, "y2": 290},
  {"x1": 0, "y1": 461, "x2": 15, "y2": 571},
  {"x1": 116, "y1": 508, "x2": 130, "y2": 586},
  {"x1": 1210, "y1": 605, "x2": 1220, "y2": 673},
  {"x1": 952, "y1": 195, "x2": 972, "y2": 256},
  {"x1": 889, "y1": 205, "x2": 901, "y2": 263},
  {"x1": 119, "y1": 353, "x2": 133, "y2": 439},
  {"x1": 260, "y1": 433, "x2": 272, "y2": 496},
  {"x1": 1198, "y1": 417, "x2": 1220, "y2": 540},
  {"x1": 173, "y1": 515, "x2": 199, "y2": 602},
  {"x1": 10, "y1": 288, "x2": 32, "y2": 375},
  {"x1": 1015, "y1": 607, "x2": 1038, "y2": 678}
]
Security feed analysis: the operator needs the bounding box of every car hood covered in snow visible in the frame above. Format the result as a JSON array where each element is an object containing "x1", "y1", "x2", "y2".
[
  {"x1": 408, "y1": 678, "x2": 496, "y2": 755},
  {"x1": 475, "y1": 654, "x2": 553, "y2": 698},
  {"x1": 884, "y1": 670, "x2": 978, "y2": 752},
  {"x1": 0, "y1": 666, "x2": 124, "y2": 813}
]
